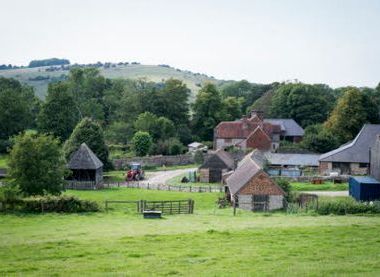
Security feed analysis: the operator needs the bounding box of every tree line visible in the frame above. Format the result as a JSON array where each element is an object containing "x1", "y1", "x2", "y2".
[{"x1": 1, "y1": 68, "x2": 380, "y2": 165}]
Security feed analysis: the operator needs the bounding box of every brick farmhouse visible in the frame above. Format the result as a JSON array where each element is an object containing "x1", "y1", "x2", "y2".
[{"x1": 214, "y1": 110, "x2": 304, "y2": 151}]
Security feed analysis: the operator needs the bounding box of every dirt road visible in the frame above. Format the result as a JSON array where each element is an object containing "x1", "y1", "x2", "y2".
[
  {"x1": 143, "y1": 168, "x2": 197, "y2": 185},
  {"x1": 301, "y1": 191, "x2": 348, "y2": 197}
]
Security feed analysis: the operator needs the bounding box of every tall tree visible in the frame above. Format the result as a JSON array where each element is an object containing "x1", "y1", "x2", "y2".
[
  {"x1": 8, "y1": 132, "x2": 65, "y2": 195},
  {"x1": 0, "y1": 78, "x2": 37, "y2": 142},
  {"x1": 270, "y1": 83, "x2": 335, "y2": 128},
  {"x1": 301, "y1": 124, "x2": 340, "y2": 153},
  {"x1": 192, "y1": 83, "x2": 224, "y2": 141},
  {"x1": 324, "y1": 88, "x2": 376, "y2": 143},
  {"x1": 222, "y1": 96, "x2": 243, "y2": 121},
  {"x1": 64, "y1": 117, "x2": 111, "y2": 169},
  {"x1": 37, "y1": 82, "x2": 79, "y2": 141},
  {"x1": 132, "y1": 131, "x2": 152, "y2": 156}
]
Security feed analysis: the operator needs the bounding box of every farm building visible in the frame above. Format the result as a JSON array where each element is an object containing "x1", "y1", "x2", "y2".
[
  {"x1": 319, "y1": 124, "x2": 380, "y2": 175},
  {"x1": 67, "y1": 143, "x2": 104, "y2": 185},
  {"x1": 349, "y1": 176, "x2": 380, "y2": 201},
  {"x1": 370, "y1": 135, "x2": 380, "y2": 180},
  {"x1": 226, "y1": 151, "x2": 285, "y2": 211},
  {"x1": 199, "y1": 149, "x2": 235, "y2": 183},
  {"x1": 214, "y1": 110, "x2": 304, "y2": 151},
  {"x1": 264, "y1": 152, "x2": 320, "y2": 177}
]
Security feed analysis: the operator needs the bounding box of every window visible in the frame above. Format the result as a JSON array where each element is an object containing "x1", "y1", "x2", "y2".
[{"x1": 359, "y1": 163, "x2": 368, "y2": 168}]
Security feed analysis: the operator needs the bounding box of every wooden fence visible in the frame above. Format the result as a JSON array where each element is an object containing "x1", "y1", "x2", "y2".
[
  {"x1": 105, "y1": 199, "x2": 194, "y2": 214},
  {"x1": 66, "y1": 180, "x2": 224, "y2": 193}
]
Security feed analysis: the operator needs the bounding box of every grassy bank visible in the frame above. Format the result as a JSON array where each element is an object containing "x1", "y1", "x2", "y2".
[{"x1": 290, "y1": 182, "x2": 348, "y2": 191}]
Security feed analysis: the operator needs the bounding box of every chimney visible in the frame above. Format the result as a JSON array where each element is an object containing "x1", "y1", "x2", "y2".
[{"x1": 250, "y1": 110, "x2": 264, "y2": 120}]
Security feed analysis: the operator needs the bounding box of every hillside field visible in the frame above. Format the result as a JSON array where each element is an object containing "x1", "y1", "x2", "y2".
[
  {"x1": 0, "y1": 64, "x2": 222, "y2": 99},
  {"x1": 1, "y1": 188, "x2": 380, "y2": 275}
]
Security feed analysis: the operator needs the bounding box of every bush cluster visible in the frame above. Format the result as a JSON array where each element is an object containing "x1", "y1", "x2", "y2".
[
  {"x1": 22, "y1": 195, "x2": 99, "y2": 213},
  {"x1": 316, "y1": 198, "x2": 380, "y2": 215}
]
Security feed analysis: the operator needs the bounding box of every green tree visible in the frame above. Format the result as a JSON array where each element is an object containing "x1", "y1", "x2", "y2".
[
  {"x1": 301, "y1": 124, "x2": 340, "y2": 153},
  {"x1": 37, "y1": 82, "x2": 79, "y2": 141},
  {"x1": 8, "y1": 132, "x2": 65, "y2": 195},
  {"x1": 132, "y1": 131, "x2": 152, "y2": 156},
  {"x1": 271, "y1": 83, "x2": 335, "y2": 128},
  {"x1": 192, "y1": 83, "x2": 224, "y2": 141},
  {"x1": 222, "y1": 96, "x2": 243, "y2": 121},
  {"x1": 0, "y1": 78, "x2": 37, "y2": 143},
  {"x1": 64, "y1": 117, "x2": 111, "y2": 169},
  {"x1": 105, "y1": 121, "x2": 133, "y2": 145},
  {"x1": 325, "y1": 88, "x2": 375, "y2": 143}
]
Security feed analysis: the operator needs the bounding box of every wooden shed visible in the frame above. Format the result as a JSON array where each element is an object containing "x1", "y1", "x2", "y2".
[
  {"x1": 67, "y1": 143, "x2": 104, "y2": 185},
  {"x1": 226, "y1": 151, "x2": 285, "y2": 211},
  {"x1": 199, "y1": 150, "x2": 235, "y2": 183}
]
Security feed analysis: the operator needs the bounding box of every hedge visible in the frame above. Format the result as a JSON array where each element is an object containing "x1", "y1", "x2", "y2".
[{"x1": 22, "y1": 195, "x2": 99, "y2": 213}]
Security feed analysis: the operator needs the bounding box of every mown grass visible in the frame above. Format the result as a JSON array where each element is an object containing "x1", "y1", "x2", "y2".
[
  {"x1": 290, "y1": 182, "x2": 348, "y2": 191},
  {"x1": 1, "y1": 188, "x2": 380, "y2": 275}
]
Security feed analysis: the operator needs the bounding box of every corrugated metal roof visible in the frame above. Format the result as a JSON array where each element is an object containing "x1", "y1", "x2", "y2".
[
  {"x1": 264, "y1": 119, "x2": 304, "y2": 136},
  {"x1": 264, "y1": 152, "x2": 320, "y2": 167},
  {"x1": 351, "y1": 176, "x2": 380, "y2": 184},
  {"x1": 319, "y1": 124, "x2": 380, "y2": 163}
]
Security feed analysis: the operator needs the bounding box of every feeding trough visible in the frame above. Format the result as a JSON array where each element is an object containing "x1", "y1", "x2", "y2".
[{"x1": 143, "y1": 210, "x2": 162, "y2": 219}]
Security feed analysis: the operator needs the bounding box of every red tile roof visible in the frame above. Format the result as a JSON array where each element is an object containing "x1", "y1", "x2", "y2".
[{"x1": 215, "y1": 119, "x2": 280, "y2": 139}]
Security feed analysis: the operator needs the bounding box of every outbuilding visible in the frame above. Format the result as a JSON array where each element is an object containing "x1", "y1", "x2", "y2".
[
  {"x1": 226, "y1": 151, "x2": 286, "y2": 211},
  {"x1": 349, "y1": 176, "x2": 380, "y2": 201},
  {"x1": 67, "y1": 143, "x2": 104, "y2": 185},
  {"x1": 199, "y1": 149, "x2": 235, "y2": 183}
]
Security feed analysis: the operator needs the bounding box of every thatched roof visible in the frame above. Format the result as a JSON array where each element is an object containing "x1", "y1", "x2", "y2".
[{"x1": 68, "y1": 143, "x2": 103, "y2": 170}]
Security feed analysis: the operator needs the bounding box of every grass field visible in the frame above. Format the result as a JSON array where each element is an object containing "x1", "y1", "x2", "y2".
[{"x1": 1, "y1": 188, "x2": 380, "y2": 275}]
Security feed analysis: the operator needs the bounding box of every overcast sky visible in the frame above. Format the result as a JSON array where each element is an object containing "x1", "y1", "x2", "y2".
[{"x1": 1, "y1": 0, "x2": 380, "y2": 87}]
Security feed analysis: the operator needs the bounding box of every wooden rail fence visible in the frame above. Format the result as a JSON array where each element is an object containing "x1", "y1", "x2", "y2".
[
  {"x1": 66, "y1": 180, "x2": 224, "y2": 193},
  {"x1": 105, "y1": 199, "x2": 194, "y2": 214}
]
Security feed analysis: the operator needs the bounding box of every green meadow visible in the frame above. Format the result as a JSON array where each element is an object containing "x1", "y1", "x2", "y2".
[{"x1": 1, "y1": 188, "x2": 380, "y2": 275}]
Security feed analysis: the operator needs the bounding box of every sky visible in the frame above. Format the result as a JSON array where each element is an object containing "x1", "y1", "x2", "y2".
[{"x1": 1, "y1": 0, "x2": 380, "y2": 88}]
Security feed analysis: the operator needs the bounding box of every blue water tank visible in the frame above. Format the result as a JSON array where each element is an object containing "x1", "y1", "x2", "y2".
[{"x1": 349, "y1": 176, "x2": 380, "y2": 201}]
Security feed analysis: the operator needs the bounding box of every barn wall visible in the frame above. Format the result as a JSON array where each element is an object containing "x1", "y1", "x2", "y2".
[
  {"x1": 215, "y1": 138, "x2": 244, "y2": 150},
  {"x1": 237, "y1": 195, "x2": 253, "y2": 211},
  {"x1": 371, "y1": 137, "x2": 380, "y2": 180},
  {"x1": 199, "y1": 169, "x2": 209, "y2": 183},
  {"x1": 268, "y1": 195, "x2": 284, "y2": 210},
  {"x1": 239, "y1": 171, "x2": 283, "y2": 195}
]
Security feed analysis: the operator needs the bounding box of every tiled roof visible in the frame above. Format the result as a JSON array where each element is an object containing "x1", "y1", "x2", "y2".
[
  {"x1": 263, "y1": 119, "x2": 304, "y2": 136},
  {"x1": 226, "y1": 152, "x2": 261, "y2": 195},
  {"x1": 215, "y1": 120, "x2": 279, "y2": 139},
  {"x1": 319, "y1": 124, "x2": 380, "y2": 163}
]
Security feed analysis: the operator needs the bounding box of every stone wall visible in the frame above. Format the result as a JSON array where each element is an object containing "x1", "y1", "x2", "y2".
[
  {"x1": 113, "y1": 154, "x2": 196, "y2": 170},
  {"x1": 268, "y1": 195, "x2": 284, "y2": 210}
]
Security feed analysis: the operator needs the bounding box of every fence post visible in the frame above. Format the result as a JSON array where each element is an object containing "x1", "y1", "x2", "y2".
[
  {"x1": 118, "y1": 182, "x2": 120, "y2": 187},
  {"x1": 105, "y1": 200, "x2": 108, "y2": 212},
  {"x1": 168, "y1": 185, "x2": 171, "y2": 191},
  {"x1": 190, "y1": 186, "x2": 192, "y2": 192}
]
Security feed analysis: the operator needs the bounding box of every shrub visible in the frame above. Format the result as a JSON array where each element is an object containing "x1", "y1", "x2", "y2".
[
  {"x1": 316, "y1": 198, "x2": 380, "y2": 215},
  {"x1": 22, "y1": 195, "x2": 99, "y2": 213},
  {"x1": 0, "y1": 184, "x2": 22, "y2": 211},
  {"x1": 275, "y1": 178, "x2": 291, "y2": 201}
]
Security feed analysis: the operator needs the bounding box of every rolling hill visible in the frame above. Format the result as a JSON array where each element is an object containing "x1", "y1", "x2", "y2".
[{"x1": 0, "y1": 64, "x2": 225, "y2": 99}]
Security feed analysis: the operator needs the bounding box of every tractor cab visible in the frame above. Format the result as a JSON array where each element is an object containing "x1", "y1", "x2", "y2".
[{"x1": 125, "y1": 163, "x2": 145, "y2": 181}]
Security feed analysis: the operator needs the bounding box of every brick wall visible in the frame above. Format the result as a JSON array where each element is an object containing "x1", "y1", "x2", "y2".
[{"x1": 239, "y1": 171, "x2": 284, "y2": 195}]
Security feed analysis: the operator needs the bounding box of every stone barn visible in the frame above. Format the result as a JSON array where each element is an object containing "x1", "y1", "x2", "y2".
[
  {"x1": 199, "y1": 149, "x2": 235, "y2": 183},
  {"x1": 67, "y1": 143, "x2": 104, "y2": 185},
  {"x1": 226, "y1": 151, "x2": 285, "y2": 211}
]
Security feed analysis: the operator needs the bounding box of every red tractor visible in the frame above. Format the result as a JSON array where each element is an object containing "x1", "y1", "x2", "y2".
[{"x1": 125, "y1": 163, "x2": 145, "y2": 181}]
